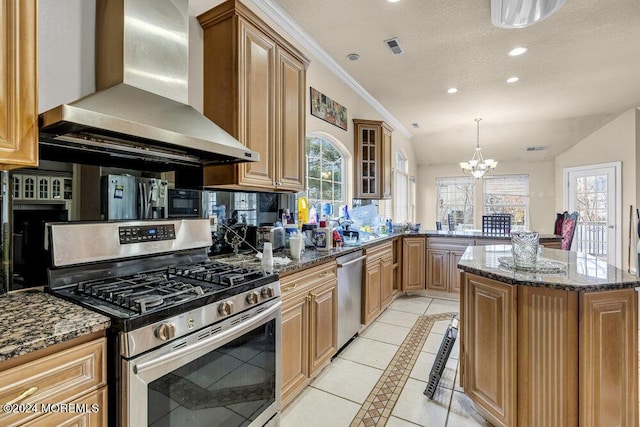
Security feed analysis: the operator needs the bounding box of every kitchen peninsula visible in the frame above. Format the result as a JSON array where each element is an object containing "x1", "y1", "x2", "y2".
[{"x1": 458, "y1": 245, "x2": 639, "y2": 427}]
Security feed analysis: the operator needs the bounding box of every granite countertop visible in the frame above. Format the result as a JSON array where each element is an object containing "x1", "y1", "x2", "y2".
[
  {"x1": 458, "y1": 245, "x2": 640, "y2": 292},
  {"x1": 417, "y1": 230, "x2": 560, "y2": 240},
  {"x1": 210, "y1": 233, "x2": 404, "y2": 276},
  {"x1": 0, "y1": 291, "x2": 111, "y2": 362}
]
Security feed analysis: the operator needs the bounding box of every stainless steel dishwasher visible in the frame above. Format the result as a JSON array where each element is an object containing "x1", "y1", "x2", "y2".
[{"x1": 336, "y1": 250, "x2": 366, "y2": 350}]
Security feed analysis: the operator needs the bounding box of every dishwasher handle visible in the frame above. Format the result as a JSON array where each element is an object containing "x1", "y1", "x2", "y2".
[{"x1": 337, "y1": 254, "x2": 367, "y2": 268}]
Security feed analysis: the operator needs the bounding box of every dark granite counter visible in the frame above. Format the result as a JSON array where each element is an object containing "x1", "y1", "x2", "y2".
[
  {"x1": 211, "y1": 231, "x2": 561, "y2": 276},
  {"x1": 417, "y1": 229, "x2": 560, "y2": 241},
  {"x1": 210, "y1": 233, "x2": 403, "y2": 276},
  {"x1": 458, "y1": 244, "x2": 640, "y2": 292},
  {"x1": 0, "y1": 291, "x2": 111, "y2": 362}
]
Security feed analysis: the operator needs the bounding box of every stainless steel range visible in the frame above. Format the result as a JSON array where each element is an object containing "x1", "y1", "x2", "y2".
[{"x1": 47, "y1": 219, "x2": 281, "y2": 427}]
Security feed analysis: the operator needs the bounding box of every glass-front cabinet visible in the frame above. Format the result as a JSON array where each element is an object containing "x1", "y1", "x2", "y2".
[{"x1": 353, "y1": 119, "x2": 393, "y2": 199}]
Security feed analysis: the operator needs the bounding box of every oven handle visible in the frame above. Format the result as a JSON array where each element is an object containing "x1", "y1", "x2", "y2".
[{"x1": 133, "y1": 300, "x2": 282, "y2": 375}]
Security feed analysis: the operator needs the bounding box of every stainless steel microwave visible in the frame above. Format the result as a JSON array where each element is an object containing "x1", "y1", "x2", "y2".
[{"x1": 167, "y1": 189, "x2": 201, "y2": 218}]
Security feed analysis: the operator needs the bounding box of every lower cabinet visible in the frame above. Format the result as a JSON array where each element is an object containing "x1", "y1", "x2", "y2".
[
  {"x1": 402, "y1": 236, "x2": 425, "y2": 291},
  {"x1": 363, "y1": 242, "x2": 393, "y2": 325},
  {"x1": 0, "y1": 337, "x2": 108, "y2": 427},
  {"x1": 281, "y1": 261, "x2": 337, "y2": 406},
  {"x1": 426, "y1": 238, "x2": 473, "y2": 293}
]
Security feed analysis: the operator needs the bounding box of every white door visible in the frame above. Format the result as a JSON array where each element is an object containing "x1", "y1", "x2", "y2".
[{"x1": 565, "y1": 162, "x2": 621, "y2": 267}]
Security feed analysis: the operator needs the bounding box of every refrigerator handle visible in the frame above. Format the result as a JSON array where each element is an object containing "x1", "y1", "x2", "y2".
[{"x1": 138, "y1": 182, "x2": 147, "y2": 219}]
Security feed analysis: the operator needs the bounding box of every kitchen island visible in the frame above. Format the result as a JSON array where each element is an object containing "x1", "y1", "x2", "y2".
[{"x1": 458, "y1": 245, "x2": 639, "y2": 427}]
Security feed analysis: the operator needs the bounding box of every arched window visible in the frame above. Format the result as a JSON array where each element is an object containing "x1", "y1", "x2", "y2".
[{"x1": 304, "y1": 134, "x2": 348, "y2": 220}]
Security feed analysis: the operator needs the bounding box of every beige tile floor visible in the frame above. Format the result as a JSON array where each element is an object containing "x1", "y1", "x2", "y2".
[{"x1": 281, "y1": 294, "x2": 492, "y2": 427}]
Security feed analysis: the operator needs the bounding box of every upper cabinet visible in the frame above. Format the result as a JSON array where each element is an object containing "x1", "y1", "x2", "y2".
[
  {"x1": 198, "y1": 0, "x2": 309, "y2": 193},
  {"x1": 353, "y1": 119, "x2": 392, "y2": 199},
  {"x1": 0, "y1": 0, "x2": 38, "y2": 170}
]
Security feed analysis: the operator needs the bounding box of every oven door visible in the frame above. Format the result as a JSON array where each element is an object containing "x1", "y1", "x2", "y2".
[{"x1": 122, "y1": 300, "x2": 281, "y2": 427}]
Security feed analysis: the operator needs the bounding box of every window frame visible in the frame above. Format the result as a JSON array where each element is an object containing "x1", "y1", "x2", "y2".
[
  {"x1": 303, "y1": 133, "x2": 348, "y2": 218},
  {"x1": 436, "y1": 176, "x2": 476, "y2": 227},
  {"x1": 482, "y1": 174, "x2": 530, "y2": 230}
]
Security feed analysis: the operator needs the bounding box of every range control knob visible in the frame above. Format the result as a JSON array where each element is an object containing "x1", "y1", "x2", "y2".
[
  {"x1": 155, "y1": 322, "x2": 176, "y2": 341},
  {"x1": 246, "y1": 291, "x2": 260, "y2": 305},
  {"x1": 261, "y1": 287, "x2": 275, "y2": 299},
  {"x1": 218, "y1": 301, "x2": 234, "y2": 316}
]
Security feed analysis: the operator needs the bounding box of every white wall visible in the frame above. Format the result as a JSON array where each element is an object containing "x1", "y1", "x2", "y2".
[
  {"x1": 38, "y1": 0, "x2": 96, "y2": 112},
  {"x1": 417, "y1": 160, "x2": 556, "y2": 233},
  {"x1": 555, "y1": 107, "x2": 639, "y2": 271}
]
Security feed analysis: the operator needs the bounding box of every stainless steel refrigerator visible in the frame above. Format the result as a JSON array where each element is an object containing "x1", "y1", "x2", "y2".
[
  {"x1": 102, "y1": 174, "x2": 137, "y2": 220},
  {"x1": 137, "y1": 177, "x2": 168, "y2": 219}
]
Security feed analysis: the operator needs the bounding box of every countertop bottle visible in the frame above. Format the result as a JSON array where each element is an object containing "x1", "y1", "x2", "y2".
[{"x1": 315, "y1": 220, "x2": 332, "y2": 252}]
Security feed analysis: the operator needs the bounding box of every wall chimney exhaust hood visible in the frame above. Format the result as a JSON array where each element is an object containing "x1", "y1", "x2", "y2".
[{"x1": 39, "y1": 0, "x2": 259, "y2": 169}]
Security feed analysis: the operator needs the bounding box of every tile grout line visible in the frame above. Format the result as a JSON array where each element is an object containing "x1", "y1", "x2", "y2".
[{"x1": 349, "y1": 311, "x2": 458, "y2": 427}]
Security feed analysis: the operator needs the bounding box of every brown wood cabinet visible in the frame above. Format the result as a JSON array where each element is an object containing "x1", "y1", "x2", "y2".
[
  {"x1": 402, "y1": 236, "x2": 425, "y2": 291},
  {"x1": 462, "y1": 274, "x2": 517, "y2": 427},
  {"x1": 426, "y1": 238, "x2": 473, "y2": 293},
  {"x1": 198, "y1": 0, "x2": 308, "y2": 192},
  {"x1": 0, "y1": 0, "x2": 38, "y2": 169},
  {"x1": 391, "y1": 237, "x2": 402, "y2": 295},
  {"x1": 461, "y1": 272, "x2": 638, "y2": 427},
  {"x1": 363, "y1": 242, "x2": 393, "y2": 324},
  {"x1": 0, "y1": 337, "x2": 107, "y2": 427},
  {"x1": 280, "y1": 261, "x2": 337, "y2": 406},
  {"x1": 353, "y1": 119, "x2": 393, "y2": 199}
]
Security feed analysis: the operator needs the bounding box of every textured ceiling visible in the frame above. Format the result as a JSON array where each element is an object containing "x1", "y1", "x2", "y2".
[{"x1": 265, "y1": 0, "x2": 640, "y2": 166}]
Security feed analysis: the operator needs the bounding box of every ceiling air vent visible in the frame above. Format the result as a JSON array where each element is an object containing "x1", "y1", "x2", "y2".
[
  {"x1": 384, "y1": 37, "x2": 405, "y2": 55},
  {"x1": 525, "y1": 145, "x2": 548, "y2": 152}
]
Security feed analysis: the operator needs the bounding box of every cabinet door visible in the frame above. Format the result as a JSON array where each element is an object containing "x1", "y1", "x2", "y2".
[
  {"x1": 426, "y1": 249, "x2": 448, "y2": 291},
  {"x1": 36, "y1": 176, "x2": 50, "y2": 200},
  {"x1": 281, "y1": 292, "x2": 309, "y2": 404},
  {"x1": 0, "y1": 0, "x2": 38, "y2": 169},
  {"x1": 12, "y1": 174, "x2": 21, "y2": 199},
  {"x1": 309, "y1": 280, "x2": 337, "y2": 375},
  {"x1": 276, "y1": 48, "x2": 305, "y2": 192},
  {"x1": 380, "y1": 254, "x2": 394, "y2": 308},
  {"x1": 21, "y1": 175, "x2": 36, "y2": 200},
  {"x1": 363, "y1": 260, "x2": 382, "y2": 324},
  {"x1": 402, "y1": 237, "x2": 426, "y2": 291},
  {"x1": 448, "y1": 249, "x2": 466, "y2": 293},
  {"x1": 237, "y1": 20, "x2": 276, "y2": 188},
  {"x1": 51, "y1": 177, "x2": 63, "y2": 199},
  {"x1": 463, "y1": 275, "x2": 517, "y2": 427},
  {"x1": 354, "y1": 123, "x2": 381, "y2": 198}
]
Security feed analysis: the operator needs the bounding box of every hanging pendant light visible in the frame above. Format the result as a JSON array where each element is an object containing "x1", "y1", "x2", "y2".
[{"x1": 459, "y1": 118, "x2": 497, "y2": 179}]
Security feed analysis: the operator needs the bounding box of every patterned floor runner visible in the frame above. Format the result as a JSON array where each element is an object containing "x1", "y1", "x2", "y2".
[{"x1": 350, "y1": 311, "x2": 458, "y2": 427}]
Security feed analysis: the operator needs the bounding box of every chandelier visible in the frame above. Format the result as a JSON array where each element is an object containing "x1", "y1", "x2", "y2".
[{"x1": 459, "y1": 118, "x2": 497, "y2": 179}]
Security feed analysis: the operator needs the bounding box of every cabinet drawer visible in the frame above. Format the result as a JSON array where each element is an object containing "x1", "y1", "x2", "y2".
[
  {"x1": 281, "y1": 261, "x2": 337, "y2": 301},
  {"x1": 427, "y1": 237, "x2": 473, "y2": 250},
  {"x1": 0, "y1": 338, "x2": 106, "y2": 427},
  {"x1": 365, "y1": 242, "x2": 393, "y2": 263},
  {"x1": 22, "y1": 387, "x2": 108, "y2": 427}
]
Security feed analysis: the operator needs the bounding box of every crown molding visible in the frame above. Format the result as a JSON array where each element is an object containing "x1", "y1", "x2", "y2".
[{"x1": 250, "y1": 0, "x2": 412, "y2": 139}]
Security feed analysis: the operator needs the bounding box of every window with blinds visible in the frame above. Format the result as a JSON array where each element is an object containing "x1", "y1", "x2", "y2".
[
  {"x1": 436, "y1": 177, "x2": 475, "y2": 226},
  {"x1": 483, "y1": 174, "x2": 529, "y2": 228}
]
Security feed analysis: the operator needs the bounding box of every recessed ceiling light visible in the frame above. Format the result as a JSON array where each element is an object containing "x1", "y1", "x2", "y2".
[
  {"x1": 506, "y1": 77, "x2": 519, "y2": 83},
  {"x1": 388, "y1": 0, "x2": 401, "y2": 3},
  {"x1": 346, "y1": 53, "x2": 360, "y2": 61},
  {"x1": 508, "y1": 47, "x2": 528, "y2": 57},
  {"x1": 447, "y1": 87, "x2": 458, "y2": 94}
]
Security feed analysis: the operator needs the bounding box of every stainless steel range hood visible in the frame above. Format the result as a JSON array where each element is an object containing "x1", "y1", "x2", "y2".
[{"x1": 39, "y1": 0, "x2": 258, "y2": 169}]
